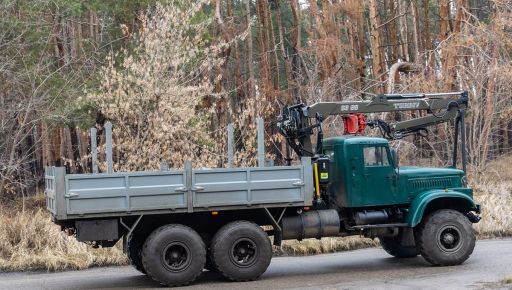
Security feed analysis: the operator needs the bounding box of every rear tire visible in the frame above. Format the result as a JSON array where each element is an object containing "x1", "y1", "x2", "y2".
[
  {"x1": 142, "y1": 224, "x2": 206, "y2": 287},
  {"x1": 414, "y1": 209, "x2": 475, "y2": 266},
  {"x1": 211, "y1": 221, "x2": 272, "y2": 282},
  {"x1": 380, "y1": 232, "x2": 419, "y2": 258}
]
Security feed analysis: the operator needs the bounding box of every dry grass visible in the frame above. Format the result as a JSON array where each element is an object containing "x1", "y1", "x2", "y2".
[
  {"x1": 276, "y1": 236, "x2": 378, "y2": 256},
  {"x1": 503, "y1": 277, "x2": 512, "y2": 284},
  {"x1": 0, "y1": 208, "x2": 127, "y2": 272},
  {"x1": 471, "y1": 156, "x2": 512, "y2": 238},
  {"x1": 473, "y1": 182, "x2": 512, "y2": 238}
]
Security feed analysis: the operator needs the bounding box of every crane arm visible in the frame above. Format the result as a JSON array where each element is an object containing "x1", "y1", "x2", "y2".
[
  {"x1": 277, "y1": 91, "x2": 468, "y2": 160},
  {"x1": 306, "y1": 92, "x2": 467, "y2": 116}
]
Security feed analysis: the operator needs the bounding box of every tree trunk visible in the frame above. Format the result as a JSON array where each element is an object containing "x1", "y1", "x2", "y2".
[
  {"x1": 478, "y1": 7, "x2": 499, "y2": 167},
  {"x1": 388, "y1": 0, "x2": 399, "y2": 63},
  {"x1": 443, "y1": 0, "x2": 466, "y2": 90},
  {"x1": 423, "y1": 0, "x2": 433, "y2": 69},
  {"x1": 411, "y1": 0, "x2": 421, "y2": 62},
  {"x1": 89, "y1": 10, "x2": 94, "y2": 40},
  {"x1": 369, "y1": 0, "x2": 385, "y2": 93},
  {"x1": 439, "y1": 0, "x2": 450, "y2": 41},
  {"x1": 229, "y1": 0, "x2": 243, "y2": 113},
  {"x1": 289, "y1": 0, "x2": 302, "y2": 100},
  {"x1": 53, "y1": 13, "x2": 64, "y2": 68},
  {"x1": 267, "y1": 2, "x2": 280, "y2": 92},
  {"x1": 353, "y1": 0, "x2": 366, "y2": 93},
  {"x1": 398, "y1": 0, "x2": 409, "y2": 61},
  {"x1": 276, "y1": 1, "x2": 293, "y2": 103},
  {"x1": 309, "y1": 0, "x2": 330, "y2": 81},
  {"x1": 245, "y1": 0, "x2": 256, "y2": 113}
]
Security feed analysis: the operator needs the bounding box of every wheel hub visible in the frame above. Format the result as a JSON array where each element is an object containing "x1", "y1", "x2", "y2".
[
  {"x1": 230, "y1": 238, "x2": 258, "y2": 268},
  {"x1": 442, "y1": 233, "x2": 455, "y2": 245},
  {"x1": 162, "y1": 242, "x2": 191, "y2": 272},
  {"x1": 436, "y1": 225, "x2": 462, "y2": 253}
]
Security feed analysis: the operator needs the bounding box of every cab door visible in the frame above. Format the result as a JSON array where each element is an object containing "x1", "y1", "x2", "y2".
[{"x1": 361, "y1": 145, "x2": 396, "y2": 205}]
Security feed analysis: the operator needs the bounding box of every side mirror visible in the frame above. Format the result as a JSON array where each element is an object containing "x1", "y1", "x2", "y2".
[{"x1": 390, "y1": 148, "x2": 399, "y2": 167}]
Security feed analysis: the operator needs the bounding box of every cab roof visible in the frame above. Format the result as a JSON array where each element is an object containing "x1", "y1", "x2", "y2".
[{"x1": 323, "y1": 136, "x2": 389, "y2": 147}]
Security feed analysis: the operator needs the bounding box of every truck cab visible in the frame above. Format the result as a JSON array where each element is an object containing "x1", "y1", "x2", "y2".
[
  {"x1": 323, "y1": 136, "x2": 478, "y2": 227},
  {"x1": 324, "y1": 136, "x2": 399, "y2": 207}
]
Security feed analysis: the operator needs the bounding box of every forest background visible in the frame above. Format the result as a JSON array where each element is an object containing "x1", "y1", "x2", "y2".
[{"x1": 0, "y1": 0, "x2": 511, "y2": 270}]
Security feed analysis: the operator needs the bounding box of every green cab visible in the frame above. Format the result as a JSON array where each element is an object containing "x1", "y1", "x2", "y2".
[{"x1": 323, "y1": 136, "x2": 479, "y2": 226}]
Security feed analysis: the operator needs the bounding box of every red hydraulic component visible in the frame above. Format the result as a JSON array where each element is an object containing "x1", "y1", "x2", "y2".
[{"x1": 342, "y1": 113, "x2": 366, "y2": 135}]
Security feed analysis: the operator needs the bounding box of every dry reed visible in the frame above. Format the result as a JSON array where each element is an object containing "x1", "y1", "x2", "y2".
[{"x1": 0, "y1": 208, "x2": 127, "y2": 271}]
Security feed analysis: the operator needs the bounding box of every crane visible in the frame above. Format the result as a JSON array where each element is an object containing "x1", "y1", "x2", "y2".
[{"x1": 277, "y1": 91, "x2": 469, "y2": 172}]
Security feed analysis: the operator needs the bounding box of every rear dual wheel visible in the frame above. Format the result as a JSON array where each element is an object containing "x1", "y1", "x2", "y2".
[
  {"x1": 211, "y1": 221, "x2": 272, "y2": 281},
  {"x1": 140, "y1": 221, "x2": 272, "y2": 286}
]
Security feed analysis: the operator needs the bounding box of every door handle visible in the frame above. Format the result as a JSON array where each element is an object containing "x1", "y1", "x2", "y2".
[
  {"x1": 175, "y1": 186, "x2": 188, "y2": 192},
  {"x1": 192, "y1": 186, "x2": 205, "y2": 191}
]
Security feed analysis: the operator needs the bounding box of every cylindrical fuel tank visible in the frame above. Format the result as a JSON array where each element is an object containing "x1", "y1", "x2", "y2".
[
  {"x1": 354, "y1": 210, "x2": 389, "y2": 225},
  {"x1": 281, "y1": 209, "x2": 340, "y2": 240}
]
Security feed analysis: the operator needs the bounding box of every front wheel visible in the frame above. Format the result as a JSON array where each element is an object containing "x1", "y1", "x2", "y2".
[{"x1": 414, "y1": 209, "x2": 475, "y2": 266}]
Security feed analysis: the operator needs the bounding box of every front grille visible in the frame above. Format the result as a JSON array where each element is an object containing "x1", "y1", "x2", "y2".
[{"x1": 411, "y1": 177, "x2": 454, "y2": 190}]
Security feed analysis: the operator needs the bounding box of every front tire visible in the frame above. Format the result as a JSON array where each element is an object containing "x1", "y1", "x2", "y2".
[
  {"x1": 211, "y1": 221, "x2": 272, "y2": 281},
  {"x1": 141, "y1": 224, "x2": 206, "y2": 287},
  {"x1": 415, "y1": 209, "x2": 475, "y2": 266}
]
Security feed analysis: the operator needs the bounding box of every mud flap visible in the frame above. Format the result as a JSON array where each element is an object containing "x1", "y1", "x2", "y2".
[{"x1": 400, "y1": 228, "x2": 416, "y2": 247}]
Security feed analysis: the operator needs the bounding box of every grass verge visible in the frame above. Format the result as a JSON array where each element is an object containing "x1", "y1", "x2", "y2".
[
  {"x1": 0, "y1": 208, "x2": 127, "y2": 271},
  {"x1": 473, "y1": 182, "x2": 512, "y2": 238},
  {"x1": 277, "y1": 236, "x2": 378, "y2": 256}
]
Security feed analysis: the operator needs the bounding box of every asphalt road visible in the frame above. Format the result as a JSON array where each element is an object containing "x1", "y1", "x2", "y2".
[{"x1": 1, "y1": 239, "x2": 511, "y2": 290}]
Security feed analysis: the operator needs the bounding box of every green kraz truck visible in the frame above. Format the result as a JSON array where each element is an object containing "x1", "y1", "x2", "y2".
[{"x1": 46, "y1": 91, "x2": 480, "y2": 287}]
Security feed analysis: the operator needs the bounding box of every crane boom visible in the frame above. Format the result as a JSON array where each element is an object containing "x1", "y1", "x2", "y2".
[
  {"x1": 306, "y1": 92, "x2": 466, "y2": 116},
  {"x1": 277, "y1": 91, "x2": 468, "y2": 171}
]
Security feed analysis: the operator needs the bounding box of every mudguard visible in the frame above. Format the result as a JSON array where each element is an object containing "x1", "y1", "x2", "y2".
[{"x1": 406, "y1": 189, "x2": 479, "y2": 227}]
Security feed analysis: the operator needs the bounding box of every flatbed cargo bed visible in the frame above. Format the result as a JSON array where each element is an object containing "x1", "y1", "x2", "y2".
[{"x1": 45, "y1": 158, "x2": 313, "y2": 221}]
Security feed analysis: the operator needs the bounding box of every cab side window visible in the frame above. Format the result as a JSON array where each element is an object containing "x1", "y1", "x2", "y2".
[{"x1": 363, "y1": 146, "x2": 389, "y2": 167}]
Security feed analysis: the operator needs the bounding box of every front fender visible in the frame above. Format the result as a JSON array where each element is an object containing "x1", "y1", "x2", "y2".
[{"x1": 406, "y1": 189, "x2": 478, "y2": 227}]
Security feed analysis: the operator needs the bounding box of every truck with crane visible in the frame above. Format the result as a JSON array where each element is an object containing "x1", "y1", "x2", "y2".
[{"x1": 45, "y1": 91, "x2": 480, "y2": 287}]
